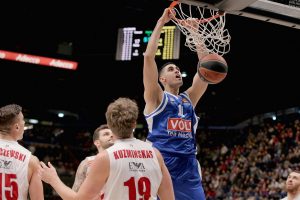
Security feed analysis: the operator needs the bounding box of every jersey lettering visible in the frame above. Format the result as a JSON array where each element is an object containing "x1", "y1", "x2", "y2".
[
  {"x1": 167, "y1": 118, "x2": 191, "y2": 132},
  {"x1": 0, "y1": 173, "x2": 18, "y2": 200}
]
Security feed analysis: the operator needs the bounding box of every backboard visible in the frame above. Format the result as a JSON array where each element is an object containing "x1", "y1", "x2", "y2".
[{"x1": 178, "y1": 0, "x2": 300, "y2": 29}]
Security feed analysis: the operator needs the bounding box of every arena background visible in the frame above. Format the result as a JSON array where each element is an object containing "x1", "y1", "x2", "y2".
[
  {"x1": 0, "y1": 0, "x2": 298, "y2": 127},
  {"x1": 0, "y1": 1, "x2": 299, "y2": 199}
]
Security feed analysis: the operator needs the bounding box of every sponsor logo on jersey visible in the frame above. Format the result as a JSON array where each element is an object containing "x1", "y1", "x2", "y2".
[
  {"x1": 129, "y1": 162, "x2": 145, "y2": 172},
  {"x1": 0, "y1": 159, "x2": 12, "y2": 169},
  {"x1": 167, "y1": 118, "x2": 191, "y2": 132},
  {"x1": 167, "y1": 118, "x2": 193, "y2": 138},
  {"x1": 167, "y1": 131, "x2": 193, "y2": 138}
]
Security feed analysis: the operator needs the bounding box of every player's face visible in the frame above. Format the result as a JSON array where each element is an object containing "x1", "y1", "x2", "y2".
[
  {"x1": 161, "y1": 64, "x2": 183, "y2": 87},
  {"x1": 98, "y1": 128, "x2": 114, "y2": 149},
  {"x1": 286, "y1": 172, "x2": 300, "y2": 192}
]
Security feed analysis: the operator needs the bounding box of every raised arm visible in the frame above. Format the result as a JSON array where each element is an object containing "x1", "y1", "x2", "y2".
[
  {"x1": 154, "y1": 148, "x2": 175, "y2": 200},
  {"x1": 28, "y1": 155, "x2": 44, "y2": 200},
  {"x1": 72, "y1": 159, "x2": 88, "y2": 192},
  {"x1": 182, "y1": 18, "x2": 209, "y2": 107},
  {"x1": 185, "y1": 72, "x2": 208, "y2": 108},
  {"x1": 143, "y1": 8, "x2": 172, "y2": 114}
]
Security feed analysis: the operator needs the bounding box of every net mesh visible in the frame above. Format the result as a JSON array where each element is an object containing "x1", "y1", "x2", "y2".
[{"x1": 169, "y1": 1, "x2": 231, "y2": 56}]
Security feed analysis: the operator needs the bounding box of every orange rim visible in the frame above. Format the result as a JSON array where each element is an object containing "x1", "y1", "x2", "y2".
[{"x1": 169, "y1": 1, "x2": 225, "y2": 24}]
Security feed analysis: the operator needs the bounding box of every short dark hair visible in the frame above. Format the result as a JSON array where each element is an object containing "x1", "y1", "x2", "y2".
[
  {"x1": 93, "y1": 124, "x2": 109, "y2": 142},
  {"x1": 0, "y1": 104, "x2": 22, "y2": 132},
  {"x1": 158, "y1": 62, "x2": 176, "y2": 76}
]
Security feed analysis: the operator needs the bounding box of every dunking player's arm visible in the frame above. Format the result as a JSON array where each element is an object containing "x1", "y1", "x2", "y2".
[
  {"x1": 143, "y1": 8, "x2": 166, "y2": 115},
  {"x1": 178, "y1": 17, "x2": 209, "y2": 107},
  {"x1": 143, "y1": 8, "x2": 208, "y2": 113}
]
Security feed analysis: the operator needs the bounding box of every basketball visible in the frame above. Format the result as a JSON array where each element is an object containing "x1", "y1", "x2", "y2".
[{"x1": 198, "y1": 53, "x2": 228, "y2": 84}]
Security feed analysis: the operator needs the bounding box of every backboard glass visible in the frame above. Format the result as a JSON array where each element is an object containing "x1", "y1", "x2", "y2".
[{"x1": 178, "y1": 0, "x2": 300, "y2": 29}]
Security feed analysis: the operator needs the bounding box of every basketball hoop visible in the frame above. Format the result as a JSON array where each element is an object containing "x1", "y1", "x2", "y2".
[{"x1": 169, "y1": 1, "x2": 231, "y2": 56}]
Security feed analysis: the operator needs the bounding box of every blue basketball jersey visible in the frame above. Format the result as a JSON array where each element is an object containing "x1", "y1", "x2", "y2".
[{"x1": 145, "y1": 91, "x2": 199, "y2": 155}]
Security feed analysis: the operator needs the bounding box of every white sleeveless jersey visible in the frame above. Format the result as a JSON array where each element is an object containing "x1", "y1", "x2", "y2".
[
  {"x1": 103, "y1": 138, "x2": 162, "y2": 200},
  {"x1": 0, "y1": 139, "x2": 31, "y2": 200}
]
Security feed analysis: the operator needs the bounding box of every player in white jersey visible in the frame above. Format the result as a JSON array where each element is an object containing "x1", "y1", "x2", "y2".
[
  {"x1": 39, "y1": 97, "x2": 174, "y2": 200},
  {"x1": 281, "y1": 171, "x2": 300, "y2": 200},
  {"x1": 72, "y1": 124, "x2": 114, "y2": 199},
  {"x1": 103, "y1": 135, "x2": 162, "y2": 199},
  {"x1": 0, "y1": 104, "x2": 44, "y2": 200}
]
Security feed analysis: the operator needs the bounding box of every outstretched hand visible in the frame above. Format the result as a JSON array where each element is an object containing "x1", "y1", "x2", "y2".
[
  {"x1": 159, "y1": 8, "x2": 176, "y2": 24},
  {"x1": 38, "y1": 161, "x2": 58, "y2": 184}
]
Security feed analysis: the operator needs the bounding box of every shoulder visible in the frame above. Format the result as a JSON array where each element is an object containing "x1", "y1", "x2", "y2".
[
  {"x1": 89, "y1": 151, "x2": 110, "y2": 172},
  {"x1": 180, "y1": 91, "x2": 189, "y2": 98},
  {"x1": 17, "y1": 143, "x2": 32, "y2": 154},
  {"x1": 180, "y1": 92, "x2": 192, "y2": 102},
  {"x1": 86, "y1": 155, "x2": 96, "y2": 160},
  {"x1": 29, "y1": 155, "x2": 40, "y2": 169},
  {"x1": 79, "y1": 157, "x2": 89, "y2": 166},
  {"x1": 30, "y1": 155, "x2": 39, "y2": 163},
  {"x1": 134, "y1": 138, "x2": 153, "y2": 147},
  {"x1": 152, "y1": 147, "x2": 163, "y2": 164},
  {"x1": 95, "y1": 150, "x2": 109, "y2": 162}
]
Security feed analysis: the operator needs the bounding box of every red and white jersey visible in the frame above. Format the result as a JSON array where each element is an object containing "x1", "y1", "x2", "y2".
[
  {"x1": 0, "y1": 139, "x2": 31, "y2": 200},
  {"x1": 102, "y1": 138, "x2": 162, "y2": 200}
]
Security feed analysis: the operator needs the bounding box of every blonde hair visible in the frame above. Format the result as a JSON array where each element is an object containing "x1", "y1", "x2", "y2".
[{"x1": 105, "y1": 98, "x2": 138, "y2": 138}]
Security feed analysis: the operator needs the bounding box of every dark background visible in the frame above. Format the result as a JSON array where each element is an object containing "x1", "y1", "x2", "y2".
[{"x1": 0, "y1": 0, "x2": 299, "y2": 127}]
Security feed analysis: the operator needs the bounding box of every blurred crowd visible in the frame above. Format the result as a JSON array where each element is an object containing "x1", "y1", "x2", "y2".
[
  {"x1": 21, "y1": 114, "x2": 300, "y2": 200},
  {"x1": 198, "y1": 117, "x2": 300, "y2": 200}
]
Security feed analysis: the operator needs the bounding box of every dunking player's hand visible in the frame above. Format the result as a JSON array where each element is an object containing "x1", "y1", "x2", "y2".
[{"x1": 159, "y1": 8, "x2": 175, "y2": 24}]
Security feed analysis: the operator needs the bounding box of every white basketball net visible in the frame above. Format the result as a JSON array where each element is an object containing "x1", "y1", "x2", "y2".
[{"x1": 169, "y1": 1, "x2": 231, "y2": 56}]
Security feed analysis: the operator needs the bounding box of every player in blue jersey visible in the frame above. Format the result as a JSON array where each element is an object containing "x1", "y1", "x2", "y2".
[{"x1": 143, "y1": 8, "x2": 209, "y2": 200}]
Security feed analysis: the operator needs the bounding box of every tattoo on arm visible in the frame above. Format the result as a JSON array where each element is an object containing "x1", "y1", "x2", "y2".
[{"x1": 72, "y1": 159, "x2": 88, "y2": 192}]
